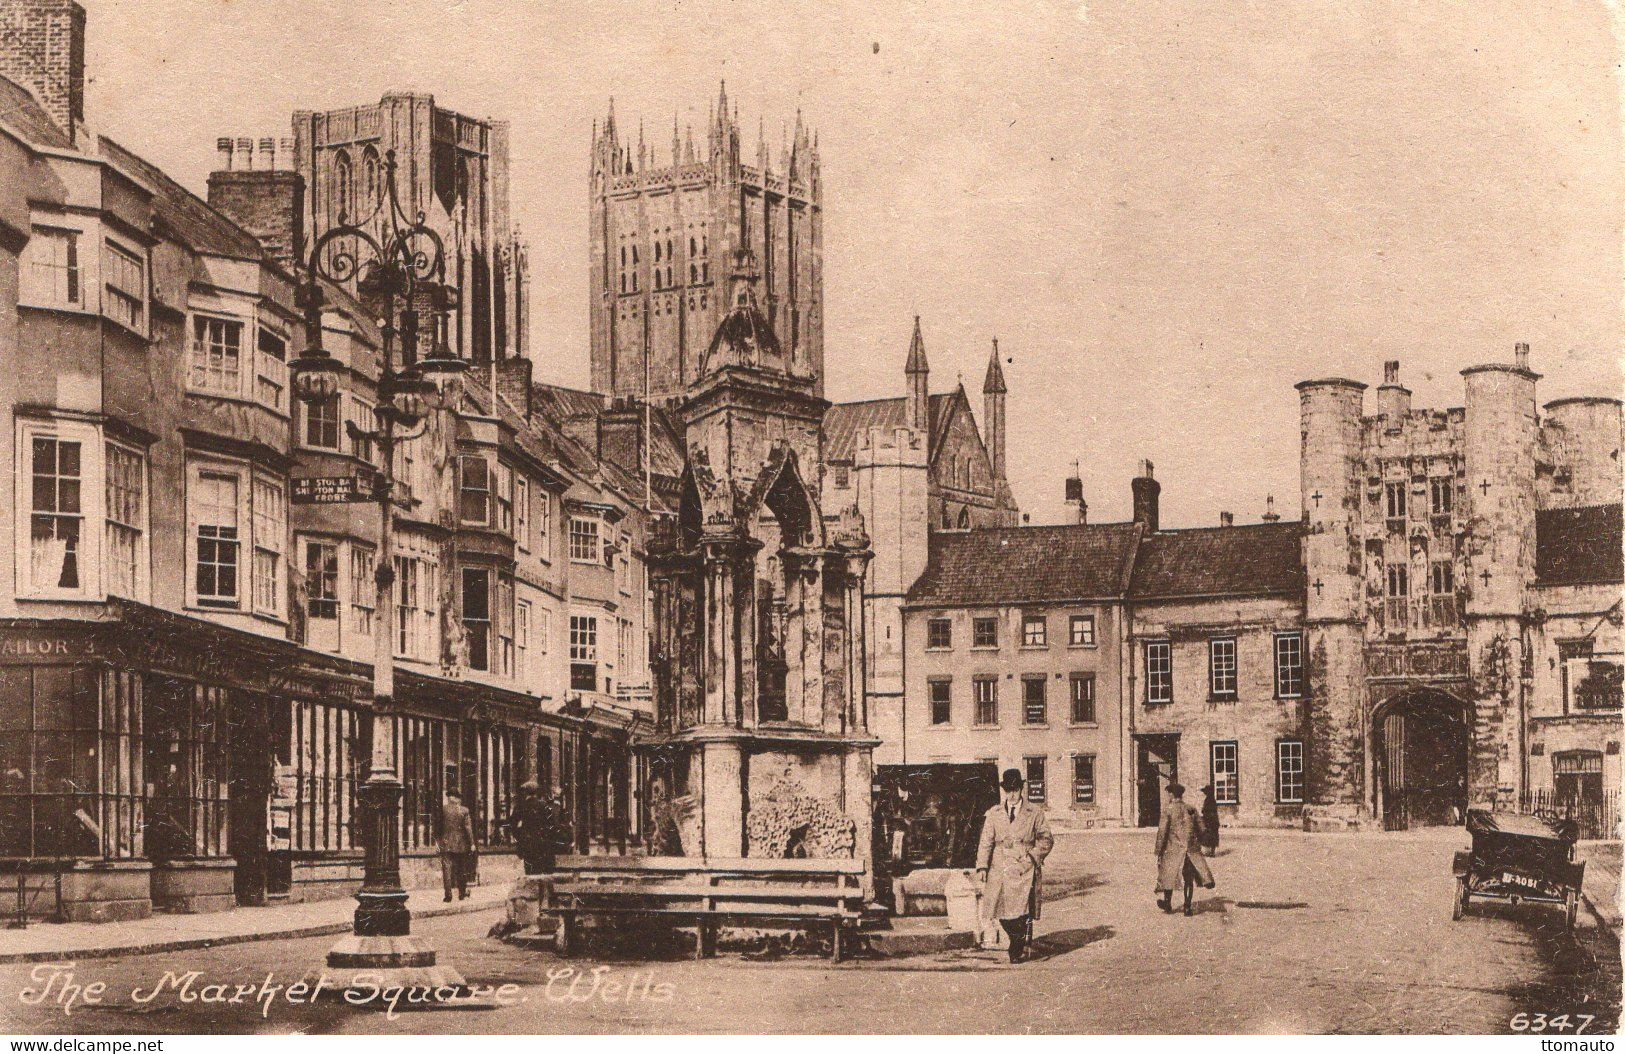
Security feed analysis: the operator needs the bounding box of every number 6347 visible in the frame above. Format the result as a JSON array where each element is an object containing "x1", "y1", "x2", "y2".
[{"x1": 1509, "y1": 1012, "x2": 1595, "y2": 1033}]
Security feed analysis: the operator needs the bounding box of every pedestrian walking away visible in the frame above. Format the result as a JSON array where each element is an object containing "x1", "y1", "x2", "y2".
[
  {"x1": 1155, "y1": 782, "x2": 1215, "y2": 916},
  {"x1": 510, "y1": 780, "x2": 559, "y2": 876},
  {"x1": 975, "y1": 767, "x2": 1054, "y2": 963},
  {"x1": 1200, "y1": 783, "x2": 1221, "y2": 855},
  {"x1": 439, "y1": 790, "x2": 477, "y2": 901}
]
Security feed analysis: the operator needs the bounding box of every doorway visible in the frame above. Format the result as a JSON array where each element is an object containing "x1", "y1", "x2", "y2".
[
  {"x1": 1135, "y1": 734, "x2": 1179, "y2": 827},
  {"x1": 1376, "y1": 693, "x2": 1468, "y2": 830},
  {"x1": 227, "y1": 690, "x2": 272, "y2": 906}
]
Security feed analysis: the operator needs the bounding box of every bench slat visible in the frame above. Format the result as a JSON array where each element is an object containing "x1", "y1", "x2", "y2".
[
  {"x1": 554, "y1": 855, "x2": 864, "y2": 875},
  {"x1": 548, "y1": 882, "x2": 860, "y2": 901},
  {"x1": 540, "y1": 905, "x2": 860, "y2": 920}
]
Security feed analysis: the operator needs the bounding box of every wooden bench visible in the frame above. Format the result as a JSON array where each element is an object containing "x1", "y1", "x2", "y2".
[{"x1": 536, "y1": 855, "x2": 867, "y2": 960}]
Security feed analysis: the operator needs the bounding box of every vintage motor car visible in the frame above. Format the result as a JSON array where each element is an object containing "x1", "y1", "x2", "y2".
[{"x1": 1452, "y1": 808, "x2": 1585, "y2": 929}]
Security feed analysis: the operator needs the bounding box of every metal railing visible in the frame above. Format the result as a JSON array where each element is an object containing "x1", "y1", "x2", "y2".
[{"x1": 1520, "y1": 788, "x2": 1621, "y2": 841}]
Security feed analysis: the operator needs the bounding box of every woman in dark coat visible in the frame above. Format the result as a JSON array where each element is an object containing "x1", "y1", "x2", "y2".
[{"x1": 1199, "y1": 784, "x2": 1220, "y2": 855}]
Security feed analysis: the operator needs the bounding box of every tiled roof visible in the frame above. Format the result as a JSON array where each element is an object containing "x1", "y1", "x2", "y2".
[
  {"x1": 1535, "y1": 503, "x2": 1623, "y2": 587},
  {"x1": 823, "y1": 392, "x2": 955, "y2": 463},
  {"x1": 907, "y1": 523, "x2": 1141, "y2": 607},
  {"x1": 0, "y1": 76, "x2": 72, "y2": 149},
  {"x1": 532, "y1": 383, "x2": 605, "y2": 424},
  {"x1": 98, "y1": 137, "x2": 267, "y2": 261},
  {"x1": 1128, "y1": 521, "x2": 1306, "y2": 600}
]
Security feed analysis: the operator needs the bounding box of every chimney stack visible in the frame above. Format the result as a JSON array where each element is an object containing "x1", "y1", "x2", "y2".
[
  {"x1": 1262, "y1": 494, "x2": 1281, "y2": 522},
  {"x1": 0, "y1": 0, "x2": 87, "y2": 144},
  {"x1": 1064, "y1": 462, "x2": 1087, "y2": 524},
  {"x1": 258, "y1": 137, "x2": 276, "y2": 170},
  {"x1": 1377, "y1": 359, "x2": 1411, "y2": 424},
  {"x1": 1219, "y1": 511, "x2": 1234, "y2": 527},
  {"x1": 1514, "y1": 342, "x2": 1531, "y2": 371},
  {"x1": 217, "y1": 137, "x2": 234, "y2": 170},
  {"x1": 1131, "y1": 459, "x2": 1160, "y2": 533}
]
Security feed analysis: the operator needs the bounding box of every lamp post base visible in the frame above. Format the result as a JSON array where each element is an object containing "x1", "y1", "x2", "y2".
[{"x1": 319, "y1": 933, "x2": 468, "y2": 997}]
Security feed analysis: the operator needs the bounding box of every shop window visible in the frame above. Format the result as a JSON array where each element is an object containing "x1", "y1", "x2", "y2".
[
  {"x1": 288, "y1": 699, "x2": 360, "y2": 853},
  {"x1": 0, "y1": 666, "x2": 141, "y2": 859},
  {"x1": 144, "y1": 678, "x2": 229, "y2": 859}
]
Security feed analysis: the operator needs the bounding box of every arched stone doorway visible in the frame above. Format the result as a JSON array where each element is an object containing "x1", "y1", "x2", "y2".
[{"x1": 1374, "y1": 690, "x2": 1469, "y2": 830}]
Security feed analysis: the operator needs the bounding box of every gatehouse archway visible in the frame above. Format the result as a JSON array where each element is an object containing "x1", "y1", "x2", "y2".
[{"x1": 1373, "y1": 690, "x2": 1469, "y2": 830}]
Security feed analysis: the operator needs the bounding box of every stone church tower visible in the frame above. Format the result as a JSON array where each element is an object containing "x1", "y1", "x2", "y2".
[{"x1": 589, "y1": 84, "x2": 823, "y2": 404}]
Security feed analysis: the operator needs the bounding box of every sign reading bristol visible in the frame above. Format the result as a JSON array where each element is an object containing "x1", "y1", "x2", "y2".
[{"x1": 292, "y1": 475, "x2": 379, "y2": 505}]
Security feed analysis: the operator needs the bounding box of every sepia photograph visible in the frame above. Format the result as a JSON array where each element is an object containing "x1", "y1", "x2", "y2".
[{"x1": 0, "y1": 0, "x2": 1620, "y2": 1038}]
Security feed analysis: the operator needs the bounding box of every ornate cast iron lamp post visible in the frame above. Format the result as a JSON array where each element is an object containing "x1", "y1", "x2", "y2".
[{"x1": 289, "y1": 150, "x2": 467, "y2": 986}]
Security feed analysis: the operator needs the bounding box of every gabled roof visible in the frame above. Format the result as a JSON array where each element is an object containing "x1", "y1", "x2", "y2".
[
  {"x1": 0, "y1": 75, "x2": 72, "y2": 149},
  {"x1": 532, "y1": 383, "x2": 607, "y2": 424},
  {"x1": 1535, "y1": 503, "x2": 1623, "y2": 587},
  {"x1": 1127, "y1": 521, "x2": 1306, "y2": 600},
  {"x1": 823, "y1": 391, "x2": 958, "y2": 464},
  {"x1": 907, "y1": 523, "x2": 1141, "y2": 607},
  {"x1": 98, "y1": 137, "x2": 267, "y2": 261}
]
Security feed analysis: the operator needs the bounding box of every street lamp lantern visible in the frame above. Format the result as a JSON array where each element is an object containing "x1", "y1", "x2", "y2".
[{"x1": 289, "y1": 148, "x2": 465, "y2": 994}]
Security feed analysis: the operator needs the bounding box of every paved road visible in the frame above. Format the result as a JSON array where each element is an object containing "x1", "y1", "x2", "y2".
[{"x1": 1, "y1": 829, "x2": 1616, "y2": 1034}]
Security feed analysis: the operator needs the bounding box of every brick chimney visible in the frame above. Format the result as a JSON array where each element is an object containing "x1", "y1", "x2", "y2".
[
  {"x1": 1262, "y1": 494, "x2": 1281, "y2": 522},
  {"x1": 207, "y1": 135, "x2": 304, "y2": 271},
  {"x1": 496, "y1": 356, "x2": 533, "y2": 418},
  {"x1": 1131, "y1": 459, "x2": 1160, "y2": 533},
  {"x1": 0, "y1": 0, "x2": 87, "y2": 144},
  {"x1": 1219, "y1": 511, "x2": 1234, "y2": 527},
  {"x1": 1064, "y1": 462, "x2": 1087, "y2": 524}
]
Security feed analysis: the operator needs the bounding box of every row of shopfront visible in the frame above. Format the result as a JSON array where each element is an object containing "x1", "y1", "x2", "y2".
[{"x1": 0, "y1": 602, "x2": 641, "y2": 922}]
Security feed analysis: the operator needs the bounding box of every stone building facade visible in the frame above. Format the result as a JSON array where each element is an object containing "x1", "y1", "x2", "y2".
[
  {"x1": 0, "y1": 0, "x2": 645, "y2": 922},
  {"x1": 1299, "y1": 351, "x2": 1622, "y2": 830}
]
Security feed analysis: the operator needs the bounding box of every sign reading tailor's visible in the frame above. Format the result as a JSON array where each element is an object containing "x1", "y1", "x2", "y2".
[{"x1": 292, "y1": 474, "x2": 379, "y2": 504}]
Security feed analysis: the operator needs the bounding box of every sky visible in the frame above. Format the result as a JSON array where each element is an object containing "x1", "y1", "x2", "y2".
[{"x1": 80, "y1": 0, "x2": 1623, "y2": 527}]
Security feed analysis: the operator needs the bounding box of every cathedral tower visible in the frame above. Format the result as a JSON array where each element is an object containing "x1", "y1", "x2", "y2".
[{"x1": 590, "y1": 84, "x2": 823, "y2": 404}]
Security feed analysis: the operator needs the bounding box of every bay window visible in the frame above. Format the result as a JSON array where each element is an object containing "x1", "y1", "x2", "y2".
[
  {"x1": 514, "y1": 477, "x2": 530, "y2": 549},
  {"x1": 349, "y1": 545, "x2": 376, "y2": 640},
  {"x1": 302, "y1": 396, "x2": 340, "y2": 450},
  {"x1": 192, "y1": 472, "x2": 240, "y2": 607},
  {"x1": 189, "y1": 315, "x2": 244, "y2": 396},
  {"x1": 462, "y1": 567, "x2": 492, "y2": 671},
  {"x1": 26, "y1": 433, "x2": 85, "y2": 595},
  {"x1": 495, "y1": 463, "x2": 514, "y2": 534},
  {"x1": 569, "y1": 516, "x2": 601, "y2": 563},
  {"x1": 104, "y1": 442, "x2": 147, "y2": 600},
  {"x1": 459, "y1": 455, "x2": 492, "y2": 526},
  {"x1": 304, "y1": 539, "x2": 340, "y2": 621},
  {"x1": 570, "y1": 614, "x2": 599, "y2": 692},
  {"x1": 251, "y1": 477, "x2": 285, "y2": 617},
  {"x1": 255, "y1": 327, "x2": 288, "y2": 412},
  {"x1": 21, "y1": 225, "x2": 81, "y2": 308},
  {"x1": 102, "y1": 240, "x2": 145, "y2": 332}
]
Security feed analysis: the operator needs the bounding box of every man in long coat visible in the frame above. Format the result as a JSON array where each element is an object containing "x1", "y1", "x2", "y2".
[
  {"x1": 1155, "y1": 782, "x2": 1214, "y2": 915},
  {"x1": 510, "y1": 781, "x2": 558, "y2": 876},
  {"x1": 438, "y1": 791, "x2": 476, "y2": 901},
  {"x1": 976, "y1": 768, "x2": 1054, "y2": 962}
]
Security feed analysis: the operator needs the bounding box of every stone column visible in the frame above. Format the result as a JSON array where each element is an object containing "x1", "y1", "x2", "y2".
[
  {"x1": 700, "y1": 739, "x2": 745, "y2": 858},
  {"x1": 799, "y1": 554, "x2": 825, "y2": 727},
  {"x1": 702, "y1": 543, "x2": 739, "y2": 726},
  {"x1": 843, "y1": 553, "x2": 871, "y2": 734},
  {"x1": 781, "y1": 553, "x2": 806, "y2": 724}
]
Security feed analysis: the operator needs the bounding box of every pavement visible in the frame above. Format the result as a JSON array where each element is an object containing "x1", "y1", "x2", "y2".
[
  {"x1": 0, "y1": 827, "x2": 1616, "y2": 1034},
  {"x1": 0, "y1": 884, "x2": 508, "y2": 965},
  {"x1": 1577, "y1": 842, "x2": 1621, "y2": 931}
]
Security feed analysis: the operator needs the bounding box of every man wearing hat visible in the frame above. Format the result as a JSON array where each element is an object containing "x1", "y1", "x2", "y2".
[
  {"x1": 1155, "y1": 782, "x2": 1215, "y2": 915},
  {"x1": 510, "y1": 780, "x2": 559, "y2": 876},
  {"x1": 975, "y1": 767, "x2": 1054, "y2": 963}
]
